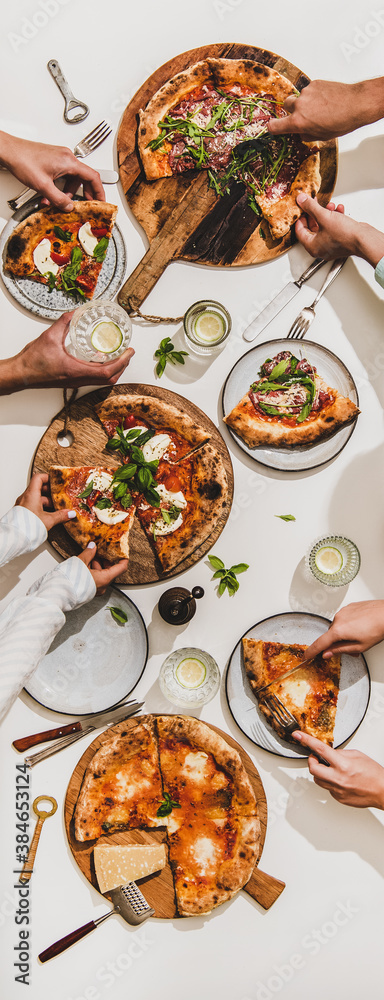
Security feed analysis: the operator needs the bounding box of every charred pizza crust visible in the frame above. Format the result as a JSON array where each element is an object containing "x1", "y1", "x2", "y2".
[
  {"x1": 95, "y1": 393, "x2": 210, "y2": 454},
  {"x1": 242, "y1": 639, "x2": 340, "y2": 746},
  {"x1": 49, "y1": 465, "x2": 135, "y2": 562},
  {"x1": 224, "y1": 376, "x2": 359, "y2": 449}
]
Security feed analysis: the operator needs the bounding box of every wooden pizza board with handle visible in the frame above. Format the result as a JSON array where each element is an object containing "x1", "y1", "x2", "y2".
[
  {"x1": 32, "y1": 383, "x2": 233, "y2": 586},
  {"x1": 117, "y1": 42, "x2": 337, "y2": 313},
  {"x1": 64, "y1": 715, "x2": 285, "y2": 917}
]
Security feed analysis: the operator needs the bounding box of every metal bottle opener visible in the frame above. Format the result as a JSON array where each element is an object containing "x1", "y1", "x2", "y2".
[
  {"x1": 47, "y1": 59, "x2": 89, "y2": 123},
  {"x1": 19, "y1": 795, "x2": 58, "y2": 883}
]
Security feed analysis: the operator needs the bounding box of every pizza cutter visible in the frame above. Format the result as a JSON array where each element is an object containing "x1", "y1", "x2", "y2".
[
  {"x1": 47, "y1": 59, "x2": 89, "y2": 124},
  {"x1": 19, "y1": 796, "x2": 58, "y2": 883}
]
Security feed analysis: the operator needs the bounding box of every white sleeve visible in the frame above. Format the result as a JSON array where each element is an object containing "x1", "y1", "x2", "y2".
[
  {"x1": 0, "y1": 506, "x2": 47, "y2": 567},
  {"x1": 0, "y1": 556, "x2": 96, "y2": 723}
]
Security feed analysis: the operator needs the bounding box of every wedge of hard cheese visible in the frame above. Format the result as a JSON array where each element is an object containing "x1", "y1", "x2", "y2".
[{"x1": 94, "y1": 843, "x2": 167, "y2": 893}]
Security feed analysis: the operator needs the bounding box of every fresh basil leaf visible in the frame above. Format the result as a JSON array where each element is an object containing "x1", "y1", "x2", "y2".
[
  {"x1": 120, "y1": 493, "x2": 133, "y2": 509},
  {"x1": 79, "y1": 501, "x2": 90, "y2": 512},
  {"x1": 113, "y1": 481, "x2": 128, "y2": 499},
  {"x1": 94, "y1": 497, "x2": 112, "y2": 509},
  {"x1": 102, "y1": 821, "x2": 112, "y2": 831},
  {"x1": 106, "y1": 437, "x2": 123, "y2": 451},
  {"x1": 171, "y1": 352, "x2": 187, "y2": 364},
  {"x1": 137, "y1": 467, "x2": 152, "y2": 490},
  {"x1": 134, "y1": 429, "x2": 156, "y2": 447},
  {"x1": 208, "y1": 554, "x2": 225, "y2": 571},
  {"x1": 53, "y1": 225, "x2": 72, "y2": 242},
  {"x1": 79, "y1": 481, "x2": 93, "y2": 498},
  {"x1": 124, "y1": 427, "x2": 143, "y2": 440},
  {"x1": 156, "y1": 357, "x2": 167, "y2": 378},
  {"x1": 275, "y1": 514, "x2": 296, "y2": 521},
  {"x1": 71, "y1": 246, "x2": 83, "y2": 266},
  {"x1": 157, "y1": 792, "x2": 180, "y2": 817},
  {"x1": 93, "y1": 237, "x2": 109, "y2": 262},
  {"x1": 212, "y1": 569, "x2": 225, "y2": 579},
  {"x1": 218, "y1": 579, "x2": 227, "y2": 596},
  {"x1": 108, "y1": 606, "x2": 128, "y2": 625},
  {"x1": 112, "y1": 464, "x2": 137, "y2": 483},
  {"x1": 146, "y1": 486, "x2": 161, "y2": 507},
  {"x1": 162, "y1": 509, "x2": 171, "y2": 524},
  {"x1": 230, "y1": 563, "x2": 249, "y2": 574}
]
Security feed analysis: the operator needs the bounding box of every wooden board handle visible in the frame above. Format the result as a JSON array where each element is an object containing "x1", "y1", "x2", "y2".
[
  {"x1": 39, "y1": 920, "x2": 97, "y2": 962},
  {"x1": 13, "y1": 722, "x2": 82, "y2": 752},
  {"x1": 118, "y1": 245, "x2": 170, "y2": 314},
  {"x1": 243, "y1": 867, "x2": 286, "y2": 909}
]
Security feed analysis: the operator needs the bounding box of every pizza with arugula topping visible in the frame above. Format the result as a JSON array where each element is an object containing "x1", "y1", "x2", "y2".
[
  {"x1": 4, "y1": 201, "x2": 117, "y2": 300},
  {"x1": 138, "y1": 59, "x2": 321, "y2": 239},
  {"x1": 224, "y1": 351, "x2": 359, "y2": 449}
]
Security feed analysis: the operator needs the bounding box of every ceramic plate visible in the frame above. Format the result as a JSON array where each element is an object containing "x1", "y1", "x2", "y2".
[
  {"x1": 225, "y1": 611, "x2": 370, "y2": 759},
  {"x1": 222, "y1": 339, "x2": 359, "y2": 472},
  {"x1": 0, "y1": 197, "x2": 126, "y2": 320},
  {"x1": 24, "y1": 586, "x2": 147, "y2": 715}
]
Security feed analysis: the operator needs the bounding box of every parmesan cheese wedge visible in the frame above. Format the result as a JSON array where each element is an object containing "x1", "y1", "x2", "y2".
[{"x1": 94, "y1": 843, "x2": 167, "y2": 893}]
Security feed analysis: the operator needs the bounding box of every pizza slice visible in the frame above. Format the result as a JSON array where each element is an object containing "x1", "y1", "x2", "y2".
[
  {"x1": 49, "y1": 465, "x2": 135, "y2": 562},
  {"x1": 224, "y1": 350, "x2": 359, "y2": 449},
  {"x1": 155, "y1": 716, "x2": 259, "y2": 916},
  {"x1": 4, "y1": 201, "x2": 117, "y2": 300},
  {"x1": 74, "y1": 719, "x2": 164, "y2": 841},
  {"x1": 95, "y1": 393, "x2": 210, "y2": 463},
  {"x1": 242, "y1": 638, "x2": 341, "y2": 746},
  {"x1": 138, "y1": 58, "x2": 321, "y2": 239}
]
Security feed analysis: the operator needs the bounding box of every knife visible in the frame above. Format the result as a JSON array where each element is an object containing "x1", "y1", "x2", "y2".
[
  {"x1": 39, "y1": 883, "x2": 155, "y2": 962},
  {"x1": 256, "y1": 660, "x2": 314, "y2": 695},
  {"x1": 7, "y1": 169, "x2": 119, "y2": 212},
  {"x1": 13, "y1": 700, "x2": 142, "y2": 752},
  {"x1": 243, "y1": 258, "x2": 327, "y2": 342}
]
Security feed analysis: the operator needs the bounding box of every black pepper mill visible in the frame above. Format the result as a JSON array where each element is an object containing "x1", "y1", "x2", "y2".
[{"x1": 158, "y1": 586, "x2": 204, "y2": 625}]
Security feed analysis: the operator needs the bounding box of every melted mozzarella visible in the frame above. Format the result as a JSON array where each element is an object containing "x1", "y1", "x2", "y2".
[
  {"x1": 86, "y1": 470, "x2": 113, "y2": 492},
  {"x1": 142, "y1": 434, "x2": 171, "y2": 463},
  {"x1": 167, "y1": 814, "x2": 182, "y2": 835},
  {"x1": 156, "y1": 484, "x2": 187, "y2": 509},
  {"x1": 192, "y1": 837, "x2": 217, "y2": 872},
  {"x1": 78, "y1": 221, "x2": 98, "y2": 256},
  {"x1": 282, "y1": 678, "x2": 310, "y2": 708},
  {"x1": 33, "y1": 238, "x2": 59, "y2": 276},
  {"x1": 182, "y1": 751, "x2": 209, "y2": 782},
  {"x1": 94, "y1": 507, "x2": 129, "y2": 526},
  {"x1": 153, "y1": 512, "x2": 183, "y2": 536}
]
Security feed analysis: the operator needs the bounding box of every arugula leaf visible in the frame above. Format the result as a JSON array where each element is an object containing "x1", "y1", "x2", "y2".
[
  {"x1": 94, "y1": 497, "x2": 112, "y2": 509},
  {"x1": 60, "y1": 246, "x2": 84, "y2": 300},
  {"x1": 108, "y1": 606, "x2": 128, "y2": 625},
  {"x1": 154, "y1": 337, "x2": 188, "y2": 378},
  {"x1": 79, "y1": 481, "x2": 94, "y2": 499},
  {"x1": 53, "y1": 225, "x2": 72, "y2": 242},
  {"x1": 157, "y1": 792, "x2": 181, "y2": 817},
  {"x1": 275, "y1": 514, "x2": 296, "y2": 522},
  {"x1": 93, "y1": 237, "x2": 109, "y2": 262},
  {"x1": 269, "y1": 359, "x2": 291, "y2": 380}
]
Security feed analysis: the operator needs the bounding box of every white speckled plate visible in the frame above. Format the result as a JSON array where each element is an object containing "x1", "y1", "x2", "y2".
[
  {"x1": 24, "y1": 586, "x2": 147, "y2": 715},
  {"x1": 222, "y1": 339, "x2": 359, "y2": 472},
  {"x1": 0, "y1": 197, "x2": 126, "y2": 320},
  {"x1": 225, "y1": 611, "x2": 370, "y2": 759}
]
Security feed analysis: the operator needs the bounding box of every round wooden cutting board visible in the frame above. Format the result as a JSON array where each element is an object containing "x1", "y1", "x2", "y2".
[
  {"x1": 117, "y1": 42, "x2": 337, "y2": 312},
  {"x1": 32, "y1": 383, "x2": 233, "y2": 586},
  {"x1": 64, "y1": 715, "x2": 285, "y2": 918}
]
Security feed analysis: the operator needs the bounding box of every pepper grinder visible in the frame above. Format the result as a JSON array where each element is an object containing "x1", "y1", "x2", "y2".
[{"x1": 158, "y1": 586, "x2": 204, "y2": 625}]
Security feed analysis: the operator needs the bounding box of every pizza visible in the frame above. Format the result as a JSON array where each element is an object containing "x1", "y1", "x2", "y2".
[
  {"x1": 49, "y1": 393, "x2": 229, "y2": 571},
  {"x1": 73, "y1": 715, "x2": 261, "y2": 917},
  {"x1": 242, "y1": 639, "x2": 341, "y2": 746},
  {"x1": 4, "y1": 201, "x2": 117, "y2": 300},
  {"x1": 224, "y1": 350, "x2": 359, "y2": 449},
  {"x1": 138, "y1": 58, "x2": 321, "y2": 239}
]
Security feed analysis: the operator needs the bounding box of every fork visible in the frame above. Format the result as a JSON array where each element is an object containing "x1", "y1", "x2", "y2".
[
  {"x1": 8, "y1": 121, "x2": 112, "y2": 211},
  {"x1": 287, "y1": 258, "x2": 346, "y2": 339},
  {"x1": 260, "y1": 693, "x2": 330, "y2": 765}
]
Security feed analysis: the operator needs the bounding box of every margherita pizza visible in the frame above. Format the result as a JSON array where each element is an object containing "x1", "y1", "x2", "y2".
[
  {"x1": 49, "y1": 394, "x2": 229, "y2": 571},
  {"x1": 224, "y1": 350, "x2": 359, "y2": 449},
  {"x1": 138, "y1": 59, "x2": 321, "y2": 239},
  {"x1": 73, "y1": 715, "x2": 260, "y2": 917},
  {"x1": 4, "y1": 201, "x2": 117, "y2": 300},
  {"x1": 242, "y1": 639, "x2": 341, "y2": 745}
]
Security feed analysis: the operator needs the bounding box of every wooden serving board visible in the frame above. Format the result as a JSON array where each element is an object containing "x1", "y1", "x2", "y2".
[
  {"x1": 64, "y1": 715, "x2": 285, "y2": 917},
  {"x1": 117, "y1": 42, "x2": 337, "y2": 312},
  {"x1": 32, "y1": 383, "x2": 233, "y2": 586}
]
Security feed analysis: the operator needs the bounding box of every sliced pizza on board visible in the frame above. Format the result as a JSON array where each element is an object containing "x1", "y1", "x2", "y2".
[
  {"x1": 49, "y1": 466, "x2": 136, "y2": 562},
  {"x1": 224, "y1": 350, "x2": 359, "y2": 449},
  {"x1": 4, "y1": 202, "x2": 117, "y2": 300},
  {"x1": 138, "y1": 58, "x2": 321, "y2": 239},
  {"x1": 242, "y1": 638, "x2": 341, "y2": 746}
]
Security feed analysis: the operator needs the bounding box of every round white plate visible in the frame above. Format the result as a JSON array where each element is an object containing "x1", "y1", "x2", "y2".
[
  {"x1": 222, "y1": 339, "x2": 359, "y2": 472},
  {"x1": 0, "y1": 197, "x2": 126, "y2": 320},
  {"x1": 225, "y1": 611, "x2": 370, "y2": 759},
  {"x1": 25, "y1": 586, "x2": 148, "y2": 715}
]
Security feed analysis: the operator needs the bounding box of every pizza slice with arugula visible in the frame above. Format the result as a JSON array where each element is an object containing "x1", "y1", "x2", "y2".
[{"x1": 5, "y1": 201, "x2": 117, "y2": 300}]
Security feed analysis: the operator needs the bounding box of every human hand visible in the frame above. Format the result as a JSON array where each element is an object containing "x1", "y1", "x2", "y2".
[
  {"x1": 303, "y1": 601, "x2": 384, "y2": 662},
  {"x1": 293, "y1": 731, "x2": 384, "y2": 808},
  {"x1": 267, "y1": 80, "x2": 370, "y2": 141},
  {"x1": 15, "y1": 472, "x2": 76, "y2": 531},
  {"x1": 294, "y1": 194, "x2": 358, "y2": 258},
  {"x1": 77, "y1": 542, "x2": 128, "y2": 594},
  {"x1": 0, "y1": 133, "x2": 105, "y2": 211},
  {"x1": 0, "y1": 312, "x2": 135, "y2": 394}
]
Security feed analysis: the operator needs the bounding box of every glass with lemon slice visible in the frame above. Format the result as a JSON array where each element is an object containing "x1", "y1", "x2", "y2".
[
  {"x1": 307, "y1": 535, "x2": 360, "y2": 587},
  {"x1": 67, "y1": 299, "x2": 132, "y2": 362},
  {"x1": 159, "y1": 647, "x2": 220, "y2": 707},
  {"x1": 183, "y1": 300, "x2": 231, "y2": 355}
]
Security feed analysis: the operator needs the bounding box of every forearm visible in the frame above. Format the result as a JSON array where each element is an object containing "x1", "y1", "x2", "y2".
[
  {"x1": 0, "y1": 353, "x2": 26, "y2": 395},
  {"x1": 0, "y1": 130, "x2": 21, "y2": 171},
  {"x1": 352, "y1": 78, "x2": 384, "y2": 129},
  {"x1": 353, "y1": 222, "x2": 384, "y2": 268}
]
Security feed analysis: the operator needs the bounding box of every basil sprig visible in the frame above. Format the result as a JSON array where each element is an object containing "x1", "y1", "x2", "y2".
[
  {"x1": 109, "y1": 438, "x2": 161, "y2": 509},
  {"x1": 93, "y1": 237, "x2": 109, "y2": 262},
  {"x1": 53, "y1": 225, "x2": 72, "y2": 242},
  {"x1": 60, "y1": 246, "x2": 85, "y2": 300},
  {"x1": 79, "y1": 481, "x2": 94, "y2": 499},
  {"x1": 94, "y1": 497, "x2": 112, "y2": 509},
  {"x1": 154, "y1": 337, "x2": 188, "y2": 378},
  {"x1": 157, "y1": 792, "x2": 181, "y2": 818},
  {"x1": 208, "y1": 554, "x2": 249, "y2": 596}
]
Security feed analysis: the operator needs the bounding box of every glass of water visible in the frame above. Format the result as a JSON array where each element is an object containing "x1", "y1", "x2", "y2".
[{"x1": 66, "y1": 298, "x2": 132, "y2": 363}]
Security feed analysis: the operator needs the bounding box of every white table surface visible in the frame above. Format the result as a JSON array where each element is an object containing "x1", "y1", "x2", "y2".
[{"x1": 1, "y1": 2, "x2": 384, "y2": 998}]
